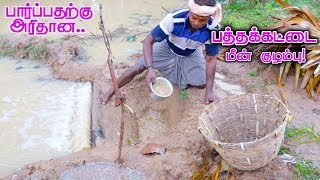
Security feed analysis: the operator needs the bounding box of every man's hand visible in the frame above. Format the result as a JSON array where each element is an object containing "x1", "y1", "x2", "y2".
[
  {"x1": 205, "y1": 91, "x2": 219, "y2": 104},
  {"x1": 205, "y1": 55, "x2": 218, "y2": 104},
  {"x1": 146, "y1": 68, "x2": 156, "y2": 92}
]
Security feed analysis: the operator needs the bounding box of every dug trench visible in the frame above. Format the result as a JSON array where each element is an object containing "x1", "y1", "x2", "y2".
[{"x1": 1, "y1": 36, "x2": 296, "y2": 179}]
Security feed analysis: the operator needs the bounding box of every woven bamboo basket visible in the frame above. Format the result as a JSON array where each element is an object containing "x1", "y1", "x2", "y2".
[{"x1": 198, "y1": 94, "x2": 291, "y2": 171}]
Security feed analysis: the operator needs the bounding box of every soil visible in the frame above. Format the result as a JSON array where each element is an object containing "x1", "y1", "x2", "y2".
[{"x1": 1, "y1": 35, "x2": 319, "y2": 179}]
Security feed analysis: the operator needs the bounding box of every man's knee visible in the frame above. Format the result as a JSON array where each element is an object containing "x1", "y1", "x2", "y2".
[{"x1": 130, "y1": 63, "x2": 146, "y2": 75}]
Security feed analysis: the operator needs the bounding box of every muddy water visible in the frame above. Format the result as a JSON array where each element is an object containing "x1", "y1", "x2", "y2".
[
  {"x1": 0, "y1": 0, "x2": 186, "y2": 64},
  {"x1": 0, "y1": 57, "x2": 92, "y2": 177}
]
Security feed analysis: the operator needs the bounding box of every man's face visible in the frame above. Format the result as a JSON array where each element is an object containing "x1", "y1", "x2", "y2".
[{"x1": 188, "y1": 11, "x2": 210, "y2": 30}]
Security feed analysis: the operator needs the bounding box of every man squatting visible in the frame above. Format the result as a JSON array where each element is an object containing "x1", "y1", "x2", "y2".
[{"x1": 99, "y1": 0, "x2": 222, "y2": 105}]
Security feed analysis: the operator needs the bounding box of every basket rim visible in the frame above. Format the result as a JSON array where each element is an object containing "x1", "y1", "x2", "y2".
[{"x1": 199, "y1": 93, "x2": 290, "y2": 146}]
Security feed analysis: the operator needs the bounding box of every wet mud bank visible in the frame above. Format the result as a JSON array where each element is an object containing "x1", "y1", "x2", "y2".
[{"x1": 0, "y1": 36, "x2": 297, "y2": 179}]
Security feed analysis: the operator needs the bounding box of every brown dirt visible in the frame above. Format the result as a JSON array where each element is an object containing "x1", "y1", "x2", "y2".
[{"x1": 1, "y1": 36, "x2": 318, "y2": 179}]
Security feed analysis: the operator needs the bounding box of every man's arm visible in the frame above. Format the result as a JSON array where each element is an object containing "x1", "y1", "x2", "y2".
[
  {"x1": 143, "y1": 33, "x2": 157, "y2": 91},
  {"x1": 143, "y1": 33, "x2": 156, "y2": 69},
  {"x1": 144, "y1": 13, "x2": 173, "y2": 90},
  {"x1": 205, "y1": 55, "x2": 219, "y2": 103}
]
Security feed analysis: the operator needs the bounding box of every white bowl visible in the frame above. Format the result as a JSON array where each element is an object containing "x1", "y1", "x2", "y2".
[{"x1": 149, "y1": 77, "x2": 173, "y2": 101}]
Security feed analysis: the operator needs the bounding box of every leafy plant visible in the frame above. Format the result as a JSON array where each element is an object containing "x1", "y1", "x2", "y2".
[
  {"x1": 0, "y1": 48, "x2": 16, "y2": 57},
  {"x1": 248, "y1": 70, "x2": 258, "y2": 77},
  {"x1": 285, "y1": 125, "x2": 320, "y2": 144},
  {"x1": 26, "y1": 44, "x2": 46, "y2": 60},
  {"x1": 179, "y1": 90, "x2": 190, "y2": 100},
  {"x1": 278, "y1": 146, "x2": 290, "y2": 155},
  {"x1": 281, "y1": 126, "x2": 320, "y2": 178},
  {"x1": 294, "y1": 156, "x2": 320, "y2": 179}
]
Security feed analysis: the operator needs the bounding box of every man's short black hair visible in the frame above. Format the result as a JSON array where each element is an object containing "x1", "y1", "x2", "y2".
[{"x1": 194, "y1": 0, "x2": 216, "y2": 7}]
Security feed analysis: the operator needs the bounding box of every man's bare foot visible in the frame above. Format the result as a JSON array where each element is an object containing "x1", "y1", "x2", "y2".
[{"x1": 98, "y1": 90, "x2": 114, "y2": 105}]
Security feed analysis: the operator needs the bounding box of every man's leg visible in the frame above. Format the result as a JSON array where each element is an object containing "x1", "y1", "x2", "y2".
[
  {"x1": 178, "y1": 49, "x2": 207, "y2": 90},
  {"x1": 98, "y1": 62, "x2": 146, "y2": 105}
]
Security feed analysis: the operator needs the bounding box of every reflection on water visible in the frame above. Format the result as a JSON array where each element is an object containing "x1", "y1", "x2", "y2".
[
  {"x1": 0, "y1": 57, "x2": 92, "y2": 177},
  {"x1": 0, "y1": 0, "x2": 187, "y2": 63}
]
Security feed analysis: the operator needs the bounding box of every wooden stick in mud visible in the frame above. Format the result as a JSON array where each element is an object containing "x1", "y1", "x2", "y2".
[{"x1": 99, "y1": 3, "x2": 125, "y2": 164}]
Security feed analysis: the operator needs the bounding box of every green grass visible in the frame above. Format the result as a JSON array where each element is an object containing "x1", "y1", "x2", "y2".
[
  {"x1": 286, "y1": 0, "x2": 320, "y2": 19},
  {"x1": 278, "y1": 146, "x2": 290, "y2": 155},
  {"x1": 277, "y1": 145, "x2": 320, "y2": 179},
  {"x1": 285, "y1": 125, "x2": 320, "y2": 144},
  {"x1": 0, "y1": 48, "x2": 16, "y2": 57},
  {"x1": 280, "y1": 126, "x2": 320, "y2": 179},
  {"x1": 248, "y1": 70, "x2": 258, "y2": 77},
  {"x1": 221, "y1": 0, "x2": 320, "y2": 30},
  {"x1": 26, "y1": 45, "x2": 46, "y2": 60},
  {"x1": 221, "y1": 0, "x2": 282, "y2": 29},
  {"x1": 294, "y1": 157, "x2": 320, "y2": 179},
  {"x1": 179, "y1": 90, "x2": 190, "y2": 100}
]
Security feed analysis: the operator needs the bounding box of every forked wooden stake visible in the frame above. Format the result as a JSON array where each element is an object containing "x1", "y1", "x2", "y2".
[{"x1": 99, "y1": 3, "x2": 126, "y2": 164}]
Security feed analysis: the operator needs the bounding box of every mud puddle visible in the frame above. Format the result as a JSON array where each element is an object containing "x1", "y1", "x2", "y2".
[{"x1": 0, "y1": 0, "x2": 186, "y2": 63}]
